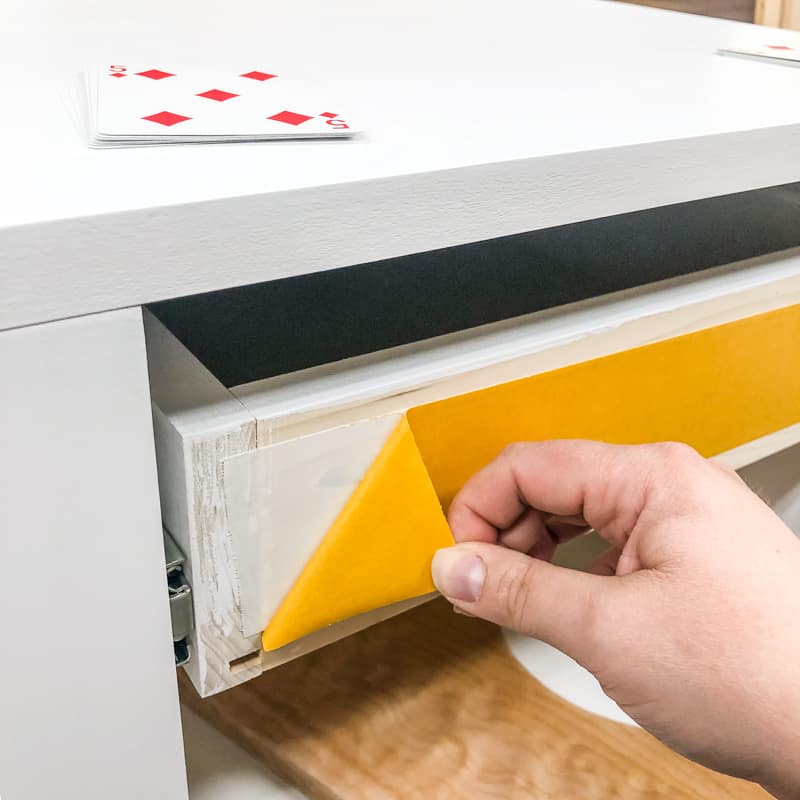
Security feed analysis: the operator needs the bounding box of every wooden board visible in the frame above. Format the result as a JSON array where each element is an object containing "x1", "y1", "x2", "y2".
[
  {"x1": 755, "y1": 0, "x2": 800, "y2": 27},
  {"x1": 181, "y1": 599, "x2": 768, "y2": 799},
  {"x1": 622, "y1": 0, "x2": 754, "y2": 22}
]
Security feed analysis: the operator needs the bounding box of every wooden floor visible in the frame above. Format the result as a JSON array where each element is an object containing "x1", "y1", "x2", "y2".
[
  {"x1": 183, "y1": 599, "x2": 768, "y2": 799},
  {"x1": 619, "y1": 0, "x2": 755, "y2": 21}
]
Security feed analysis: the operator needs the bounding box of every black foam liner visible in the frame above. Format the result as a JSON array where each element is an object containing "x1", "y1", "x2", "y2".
[{"x1": 149, "y1": 182, "x2": 800, "y2": 388}]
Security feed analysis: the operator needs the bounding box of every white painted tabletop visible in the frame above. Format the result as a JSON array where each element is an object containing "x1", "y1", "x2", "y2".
[{"x1": 3, "y1": 0, "x2": 800, "y2": 330}]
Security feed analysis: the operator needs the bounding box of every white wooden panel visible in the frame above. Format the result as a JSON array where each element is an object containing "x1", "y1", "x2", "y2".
[
  {"x1": 0, "y1": 309, "x2": 187, "y2": 800},
  {"x1": 223, "y1": 416, "x2": 399, "y2": 638},
  {"x1": 5, "y1": 1, "x2": 800, "y2": 328}
]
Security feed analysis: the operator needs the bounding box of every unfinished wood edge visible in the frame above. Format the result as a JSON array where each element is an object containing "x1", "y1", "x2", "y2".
[
  {"x1": 258, "y1": 593, "x2": 438, "y2": 670},
  {"x1": 146, "y1": 307, "x2": 264, "y2": 695},
  {"x1": 152, "y1": 402, "x2": 263, "y2": 696},
  {"x1": 189, "y1": 422, "x2": 269, "y2": 697},
  {"x1": 249, "y1": 275, "x2": 800, "y2": 444}
]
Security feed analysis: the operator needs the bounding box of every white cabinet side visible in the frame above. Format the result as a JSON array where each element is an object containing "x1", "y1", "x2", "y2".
[{"x1": 0, "y1": 308, "x2": 187, "y2": 800}]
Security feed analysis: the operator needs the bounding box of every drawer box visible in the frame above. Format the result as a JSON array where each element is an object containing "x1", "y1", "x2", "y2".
[{"x1": 145, "y1": 254, "x2": 800, "y2": 697}]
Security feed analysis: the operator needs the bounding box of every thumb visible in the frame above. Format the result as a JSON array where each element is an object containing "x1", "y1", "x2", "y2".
[{"x1": 432, "y1": 541, "x2": 615, "y2": 664}]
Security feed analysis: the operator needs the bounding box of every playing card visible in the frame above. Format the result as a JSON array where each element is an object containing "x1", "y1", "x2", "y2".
[
  {"x1": 85, "y1": 64, "x2": 358, "y2": 147},
  {"x1": 718, "y1": 42, "x2": 800, "y2": 66}
]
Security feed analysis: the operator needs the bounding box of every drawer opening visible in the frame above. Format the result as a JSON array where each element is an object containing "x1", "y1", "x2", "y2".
[
  {"x1": 148, "y1": 181, "x2": 800, "y2": 390},
  {"x1": 144, "y1": 207, "x2": 800, "y2": 698}
]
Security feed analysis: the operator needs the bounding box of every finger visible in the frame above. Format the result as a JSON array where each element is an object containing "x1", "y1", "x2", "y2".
[
  {"x1": 432, "y1": 541, "x2": 619, "y2": 665},
  {"x1": 543, "y1": 517, "x2": 592, "y2": 545},
  {"x1": 547, "y1": 513, "x2": 589, "y2": 528},
  {"x1": 498, "y1": 514, "x2": 590, "y2": 561},
  {"x1": 588, "y1": 546, "x2": 623, "y2": 576},
  {"x1": 448, "y1": 440, "x2": 663, "y2": 551},
  {"x1": 498, "y1": 508, "x2": 555, "y2": 557}
]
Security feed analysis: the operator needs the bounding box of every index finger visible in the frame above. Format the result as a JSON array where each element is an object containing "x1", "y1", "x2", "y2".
[{"x1": 447, "y1": 439, "x2": 660, "y2": 550}]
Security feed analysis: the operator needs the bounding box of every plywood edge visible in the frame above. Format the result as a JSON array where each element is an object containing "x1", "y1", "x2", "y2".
[
  {"x1": 144, "y1": 310, "x2": 263, "y2": 696},
  {"x1": 252, "y1": 594, "x2": 437, "y2": 672},
  {"x1": 188, "y1": 422, "x2": 265, "y2": 696}
]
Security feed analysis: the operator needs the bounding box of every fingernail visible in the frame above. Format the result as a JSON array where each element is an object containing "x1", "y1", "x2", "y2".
[{"x1": 431, "y1": 548, "x2": 486, "y2": 602}]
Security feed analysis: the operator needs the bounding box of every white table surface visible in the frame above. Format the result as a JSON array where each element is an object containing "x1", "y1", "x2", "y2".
[{"x1": 3, "y1": 0, "x2": 800, "y2": 331}]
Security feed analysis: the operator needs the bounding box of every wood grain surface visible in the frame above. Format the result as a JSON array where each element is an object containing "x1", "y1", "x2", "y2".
[
  {"x1": 619, "y1": 0, "x2": 754, "y2": 21},
  {"x1": 181, "y1": 599, "x2": 768, "y2": 799}
]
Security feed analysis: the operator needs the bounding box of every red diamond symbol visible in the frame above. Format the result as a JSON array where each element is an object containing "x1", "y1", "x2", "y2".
[
  {"x1": 136, "y1": 69, "x2": 175, "y2": 80},
  {"x1": 141, "y1": 110, "x2": 191, "y2": 127},
  {"x1": 319, "y1": 112, "x2": 337, "y2": 118},
  {"x1": 196, "y1": 89, "x2": 239, "y2": 102},
  {"x1": 110, "y1": 72, "x2": 127, "y2": 78},
  {"x1": 268, "y1": 110, "x2": 312, "y2": 126},
  {"x1": 767, "y1": 44, "x2": 793, "y2": 50},
  {"x1": 241, "y1": 70, "x2": 277, "y2": 81}
]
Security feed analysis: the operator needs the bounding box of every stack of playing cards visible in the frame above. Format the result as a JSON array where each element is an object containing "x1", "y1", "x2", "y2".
[
  {"x1": 83, "y1": 65, "x2": 359, "y2": 148},
  {"x1": 718, "y1": 42, "x2": 800, "y2": 67}
]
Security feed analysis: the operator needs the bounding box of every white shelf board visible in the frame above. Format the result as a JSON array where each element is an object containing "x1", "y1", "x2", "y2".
[{"x1": 3, "y1": 1, "x2": 800, "y2": 329}]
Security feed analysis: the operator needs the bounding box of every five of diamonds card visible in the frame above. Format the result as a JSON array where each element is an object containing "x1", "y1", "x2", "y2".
[{"x1": 84, "y1": 64, "x2": 359, "y2": 148}]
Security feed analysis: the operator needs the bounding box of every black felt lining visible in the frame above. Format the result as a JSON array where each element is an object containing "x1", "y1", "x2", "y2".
[{"x1": 149, "y1": 182, "x2": 800, "y2": 388}]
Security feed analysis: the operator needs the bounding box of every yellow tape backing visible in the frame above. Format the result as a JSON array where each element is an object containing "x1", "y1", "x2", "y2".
[
  {"x1": 263, "y1": 304, "x2": 800, "y2": 650},
  {"x1": 261, "y1": 417, "x2": 454, "y2": 651},
  {"x1": 410, "y1": 304, "x2": 800, "y2": 508}
]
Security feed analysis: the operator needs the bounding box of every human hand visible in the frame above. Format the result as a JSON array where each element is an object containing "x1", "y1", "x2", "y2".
[{"x1": 431, "y1": 441, "x2": 800, "y2": 799}]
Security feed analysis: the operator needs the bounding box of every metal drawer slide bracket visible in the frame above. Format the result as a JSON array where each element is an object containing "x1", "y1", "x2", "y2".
[{"x1": 163, "y1": 527, "x2": 194, "y2": 667}]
